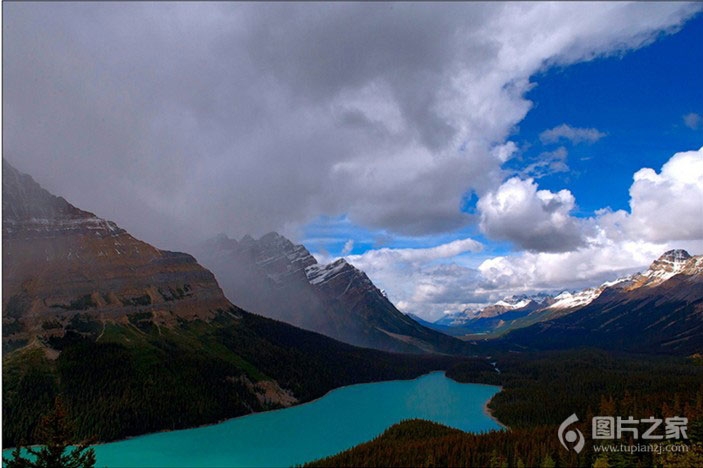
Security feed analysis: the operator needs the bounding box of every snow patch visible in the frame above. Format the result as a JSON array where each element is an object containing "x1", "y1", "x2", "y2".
[
  {"x1": 548, "y1": 288, "x2": 601, "y2": 310},
  {"x1": 306, "y1": 259, "x2": 349, "y2": 285},
  {"x1": 494, "y1": 298, "x2": 530, "y2": 309}
]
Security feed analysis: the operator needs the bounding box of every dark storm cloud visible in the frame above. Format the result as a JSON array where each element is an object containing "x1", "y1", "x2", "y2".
[{"x1": 4, "y1": 2, "x2": 699, "y2": 251}]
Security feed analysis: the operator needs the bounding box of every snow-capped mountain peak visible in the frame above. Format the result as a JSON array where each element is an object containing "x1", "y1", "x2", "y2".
[
  {"x1": 426, "y1": 249, "x2": 702, "y2": 340},
  {"x1": 548, "y1": 250, "x2": 701, "y2": 309},
  {"x1": 641, "y1": 249, "x2": 691, "y2": 279},
  {"x1": 627, "y1": 249, "x2": 701, "y2": 290}
]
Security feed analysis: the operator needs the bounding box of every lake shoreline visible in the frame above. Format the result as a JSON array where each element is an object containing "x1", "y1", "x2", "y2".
[
  {"x1": 101, "y1": 371, "x2": 506, "y2": 449},
  {"x1": 4, "y1": 369, "x2": 460, "y2": 451},
  {"x1": 3, "y1": 370, "x2": 505, "y2": 467},
  {"x1": 482, "y1": 387, "x2": 507, "y2": 430}
]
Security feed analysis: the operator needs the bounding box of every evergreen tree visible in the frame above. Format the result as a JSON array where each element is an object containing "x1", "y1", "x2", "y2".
[
  {"x1": 3, "y1": 397, "x2": 96, "y2": 468},
  {"x1": 540, "y1": 454, "x2": 555, "y2": 468},
  {"x1": 593, "y1": 454, "x2": 610, "y2": 468}
]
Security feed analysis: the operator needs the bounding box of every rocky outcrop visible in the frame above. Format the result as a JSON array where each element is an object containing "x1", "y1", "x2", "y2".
[{"x1": 625, "y1": 249, "x2": 702, "y2": 290}]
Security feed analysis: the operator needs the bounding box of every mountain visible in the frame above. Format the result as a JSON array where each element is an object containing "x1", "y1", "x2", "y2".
[
  {"x1": 2, "y1": 160, "x2": 234, "y2": 352},
  {"x1": 433, "y1": 311, "x2": 474, "y2": 328},
  {"x1": 194, "y1": 233, "x2": 472, "y2": 354},
  {"x1": 623, "y1": 249, "x2": 699, "y2": 291},
  {"x1": 1, "y1": 160, "x2": 468, "y2": 447},
  {"x1": 428, "y1": 294, "x2": 554, "y2": 337},
  {"x1": 500, "y1": 250, "x2": 703, "y2": 354},
  {"x1": 428, "y1": 251, "x2": 703, "y2": 341}
]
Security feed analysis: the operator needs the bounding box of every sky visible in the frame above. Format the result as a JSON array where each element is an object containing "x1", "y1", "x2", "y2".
[{"x1": 4, "y1": 3, "x2": 703, "y2": 320}]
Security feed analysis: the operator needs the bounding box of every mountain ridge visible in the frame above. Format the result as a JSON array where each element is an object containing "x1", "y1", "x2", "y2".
[
  {"x1": 427, "y1": 249, "x2": 703, "y2": 341},
  {"x1": 2, "y1": 160, "x2": 236, "y2": 354},
  {"x1": 195, "y1": 232, "x2": 473, "y2": 354},
  {"x1": 496, "y1": 249, "x2": 703, "y2": 354}
]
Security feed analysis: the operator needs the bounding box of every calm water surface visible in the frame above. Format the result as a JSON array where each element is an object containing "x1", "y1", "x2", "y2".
[{"x1": 7, "y1": 372, "x2": 502, "y2": 467}]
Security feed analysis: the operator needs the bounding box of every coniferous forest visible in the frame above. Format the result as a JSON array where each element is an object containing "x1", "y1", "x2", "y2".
[
  {"x1": 2, "y1": 311, "x2": 466, "y2": 448},
  {"x1": 308, "y1": 350, "x2": 703, "y2": 467},
  {"x1": 6, "y1": 317, "x2": 703, "y2": 468}
]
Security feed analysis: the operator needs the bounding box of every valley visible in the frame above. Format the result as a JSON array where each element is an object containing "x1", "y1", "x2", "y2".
[
  {"x1": 3, "y1": 160, "x2": 702, "y2": 468},
  {"x1": 1, "y1": 161, "x2": 469, "y2": 449},
  {"x1": 3, "y1": 159, "x2": 703, "y2": 467},
  {"x1": 5, "y1": 4, "x2": 703, "y2": 467},
  {"x1": 310, "y1": 350, "x2": 703, "y2": 467}
]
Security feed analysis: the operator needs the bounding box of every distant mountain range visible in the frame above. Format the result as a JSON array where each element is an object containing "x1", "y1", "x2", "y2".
[
  {"x1": 428, "y1": 294, "x2": 553, "y2": 337},
  {"x1": 194, "y1": 233, "x2": 472, "y2": 354},
  {"x1": 425, "y1": 249, "x2": 703, "y2": 354},
  {"x1": 500, "y1": 250, "x2": 703, "y2": 354}
]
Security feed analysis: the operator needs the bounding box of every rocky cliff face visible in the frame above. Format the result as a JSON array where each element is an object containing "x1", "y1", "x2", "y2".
[
  {"x1": 2, "y1": 160, "x2": 232, "y2": 351},
  {"x1": 196, "y1": 232, "x2": 327, "y2": 332},
  {"x1": 196, "y1": 233, "x2": 472, "y2": 354}
]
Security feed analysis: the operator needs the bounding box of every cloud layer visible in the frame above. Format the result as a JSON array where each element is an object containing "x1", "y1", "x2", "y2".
[
  {"x1": 344, "y1": 147, "x2": 703, "y2": 320},
  {"x1": 478, "y1": 147, "x2": 703, "y2": 298},
  {"x1": 5, "y1": 4, "x2": 701, "y2": 320},
  {"x1": 4, "y1": 3, "x2": 699, "y2": 249}
]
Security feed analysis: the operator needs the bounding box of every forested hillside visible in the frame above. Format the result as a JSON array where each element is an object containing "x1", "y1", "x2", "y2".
[{"x1": 3, "y1": 310, "x2": 467, "y2": 448}]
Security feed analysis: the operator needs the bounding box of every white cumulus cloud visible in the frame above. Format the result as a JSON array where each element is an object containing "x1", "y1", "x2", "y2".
[
  {"x1": 474, "y1": 147, "x2": 703, "y2": 300},
  {"x1": 626, "y1": 147, "x2": 703, "y2": 242},
  {"x1": 346, "y1": 238, "x2": 483, "y2": 269},
  {"x1": 348, "y1": 147, "x2": 703, "y2": 320},
  {"x1": 477, "y1": 177, "x2": 584, "y2": 252},
  {"x1": 323, "y1": 239, "x2": 485, "y2": 320}
]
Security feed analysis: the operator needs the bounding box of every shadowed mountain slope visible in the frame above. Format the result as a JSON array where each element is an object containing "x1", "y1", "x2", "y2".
[{"x1": 195, "y1": 233, "x2": 474, "y2": 354}]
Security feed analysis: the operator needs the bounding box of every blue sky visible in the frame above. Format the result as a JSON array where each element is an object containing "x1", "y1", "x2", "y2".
[
  {"x1": 305, "y1": 12, "x2": 703, "y2": 260},
  {"x1": 512, "y1": 13, "x2": 703, "y2": 216},
  {"x1": 300, "y1": 8, "x2": 703, "y2": 318},
  {"x1": 6, "y1": 3, "x2": 703, "y2": 320}
]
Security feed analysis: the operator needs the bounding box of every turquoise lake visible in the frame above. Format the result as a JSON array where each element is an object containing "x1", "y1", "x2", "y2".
[{"x1": 5, "y1": 372, "x2": 502, "y2": 467}]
